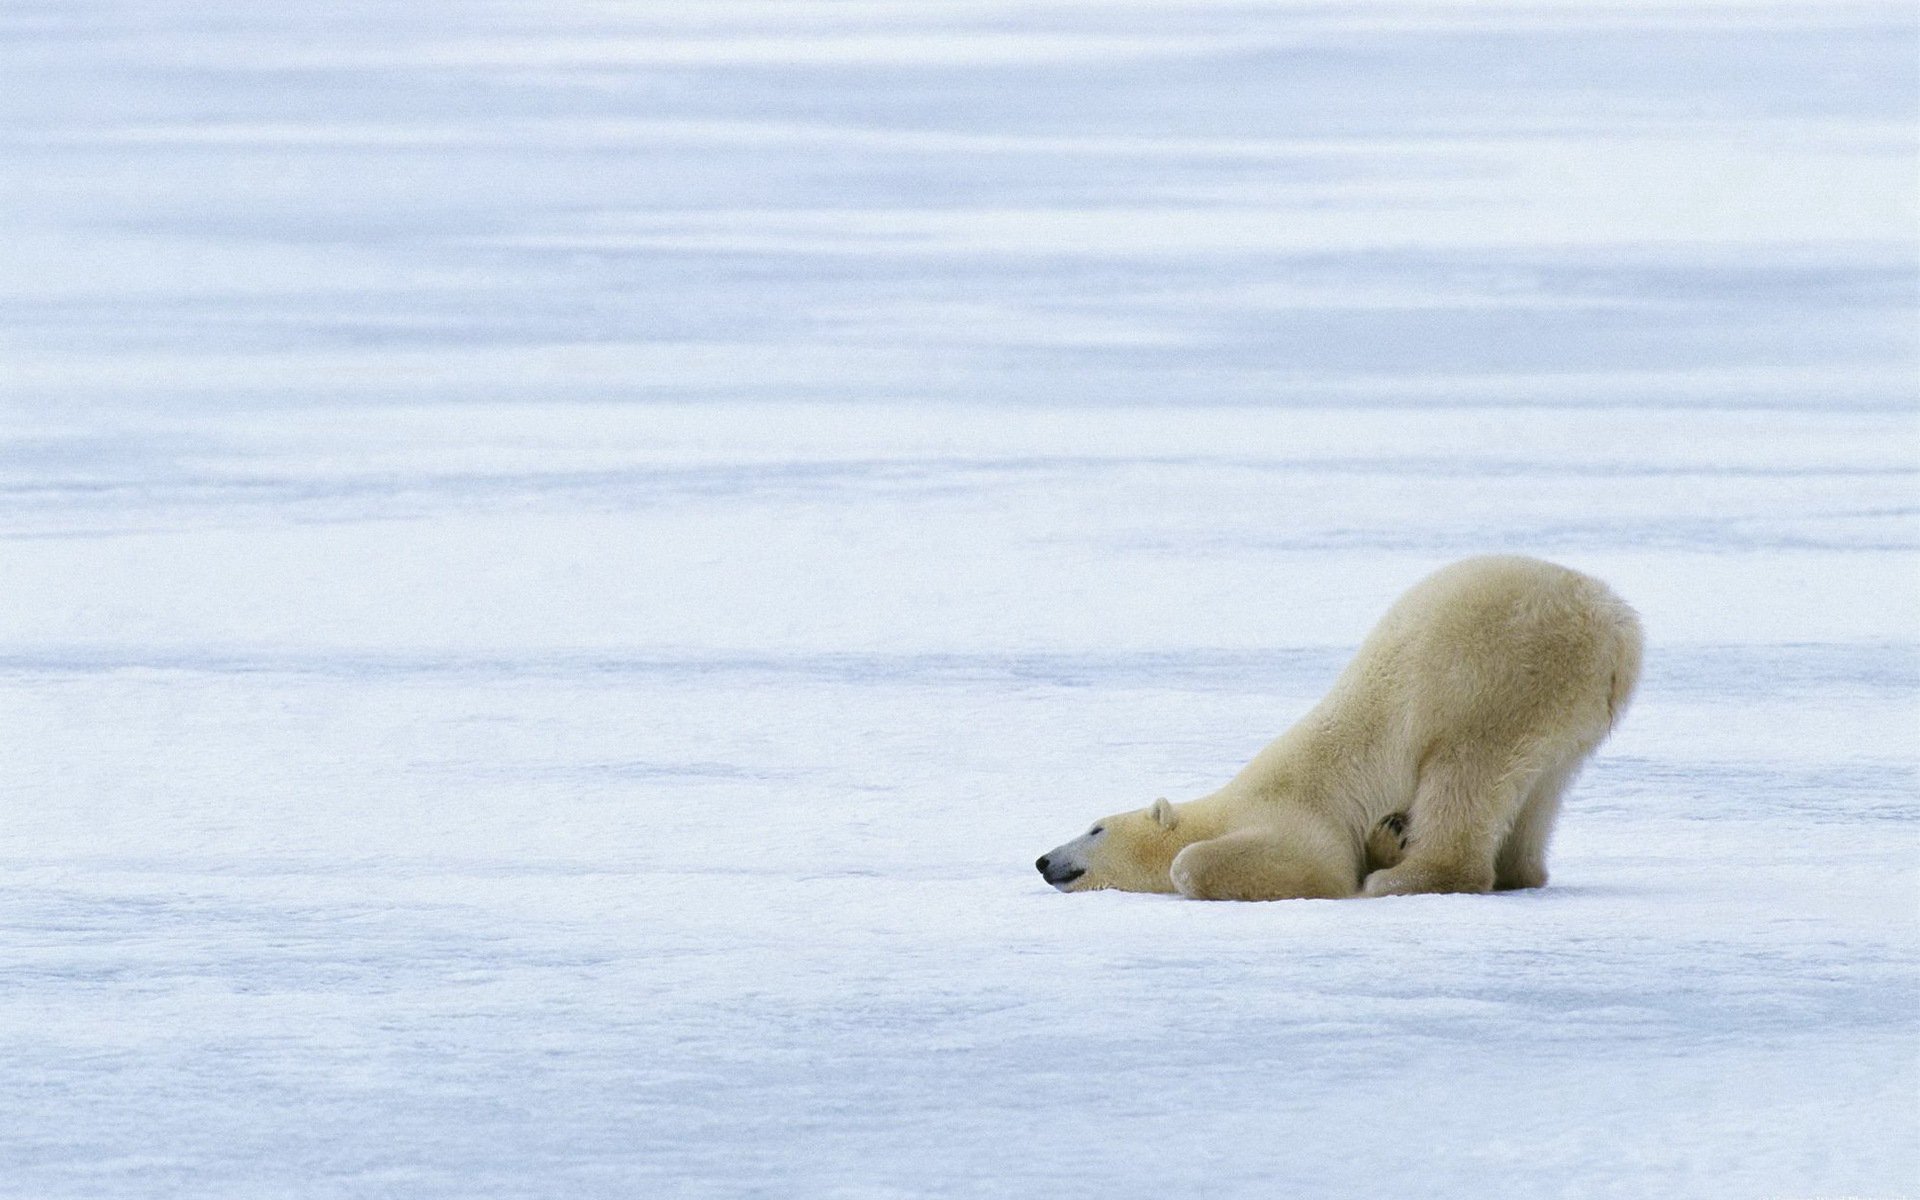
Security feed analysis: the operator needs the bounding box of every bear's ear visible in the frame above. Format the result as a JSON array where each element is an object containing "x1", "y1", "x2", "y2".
[{"x1": 1149, "y1": 797, "x2": 1178, "y2": 830}]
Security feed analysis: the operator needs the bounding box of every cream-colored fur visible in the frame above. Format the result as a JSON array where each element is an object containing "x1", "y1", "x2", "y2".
[{"x1": 1035, "y1": 555, "x2": 1642, "y2": 900}]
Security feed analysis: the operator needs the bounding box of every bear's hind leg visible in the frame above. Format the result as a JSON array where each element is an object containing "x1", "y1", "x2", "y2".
[
  {"x1": 1171, "y1": 827, "x2": 1357, "y2": 901},
  {"x1": 1362, "y1": 749, "x2": 1515, "y2": 897},
  {"x1": 1493, "y1": 760, "x2": 1578, "y2": 890}
]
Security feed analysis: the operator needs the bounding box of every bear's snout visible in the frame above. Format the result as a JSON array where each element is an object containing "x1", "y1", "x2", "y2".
[{"x1": 1036, "y1": 854, "x2": 1085, "y2": 889}]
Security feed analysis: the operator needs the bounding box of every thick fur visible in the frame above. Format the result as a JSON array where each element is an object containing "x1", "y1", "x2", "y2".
[{"x1": 1036, "y1": 556, "x2": 1642, "y2": 901}]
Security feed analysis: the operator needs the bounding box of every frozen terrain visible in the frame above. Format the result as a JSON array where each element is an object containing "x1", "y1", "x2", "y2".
[{"x1": 2, "y1": 1, "x2": 1916, "y2": 1196}]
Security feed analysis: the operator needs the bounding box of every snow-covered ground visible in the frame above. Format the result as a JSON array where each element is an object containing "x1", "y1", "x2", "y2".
[{"x1": 3, "y1": 2, "x2": 1916, "y2": 1196}]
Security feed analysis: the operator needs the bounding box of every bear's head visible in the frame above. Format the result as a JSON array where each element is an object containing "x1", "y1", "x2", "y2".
[{"x1": 1035, "y1": 797, "x2": 1187, "y2": 893}]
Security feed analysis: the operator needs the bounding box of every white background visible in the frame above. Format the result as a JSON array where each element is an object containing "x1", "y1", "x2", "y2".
[{"x1": 2, "y1": 2, "x2": 1916, "y2": 1195}]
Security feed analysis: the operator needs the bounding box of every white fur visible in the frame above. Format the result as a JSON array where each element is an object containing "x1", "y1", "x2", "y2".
[{"x1": 1039, "y1": 556, "x2": 1643, "y2": 900}]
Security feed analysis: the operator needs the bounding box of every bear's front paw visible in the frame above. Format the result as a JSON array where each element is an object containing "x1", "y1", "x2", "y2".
[
  {"x1": 1168, "y1": 851, "x2": 1208, "y2": 900},
  {"x1": 1169, "y1": 841, "x2": 1252, "y2": 901},
  {"x1": 1364, "y1": 812, "x2": 1412, "y2": 872}
]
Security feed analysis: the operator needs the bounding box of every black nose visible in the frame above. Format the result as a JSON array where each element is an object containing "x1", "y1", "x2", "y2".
[{"x1": 1035, "y1": 855, "x2": 1051, "y2": 875}]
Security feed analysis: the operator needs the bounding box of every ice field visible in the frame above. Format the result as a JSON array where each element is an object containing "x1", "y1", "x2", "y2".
[{"x1": 2, "y1": 1, "x2": 1916, "y2": 1196}]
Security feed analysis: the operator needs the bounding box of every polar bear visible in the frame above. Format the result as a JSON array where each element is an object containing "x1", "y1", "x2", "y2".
[{"x1": 1035, "y1": 555, "x2": 1641, "y2": 900}]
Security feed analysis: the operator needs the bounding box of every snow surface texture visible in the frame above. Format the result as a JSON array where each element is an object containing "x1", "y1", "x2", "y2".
[{"x1": 3, "y1": 2, "x2": 1917, "y2": 1196}]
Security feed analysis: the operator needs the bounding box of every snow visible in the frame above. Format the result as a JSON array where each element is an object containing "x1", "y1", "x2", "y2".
[{"x1": 2, "y1": 1, "x2": 1916, "y2": 1196}]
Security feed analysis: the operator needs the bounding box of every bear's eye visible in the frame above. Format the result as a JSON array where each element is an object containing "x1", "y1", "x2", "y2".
[{"x1": 1089, "y1": 825, "x2": 1104, "y2": 836}]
